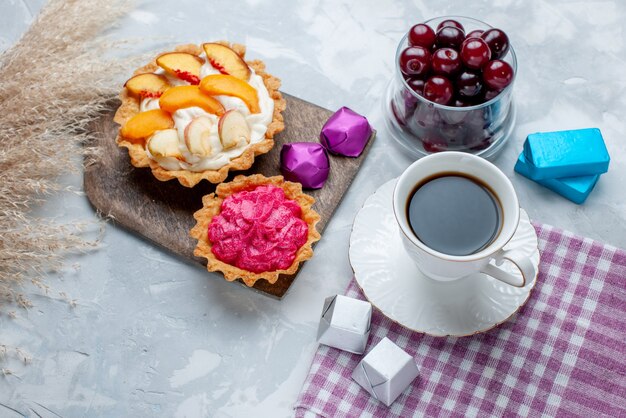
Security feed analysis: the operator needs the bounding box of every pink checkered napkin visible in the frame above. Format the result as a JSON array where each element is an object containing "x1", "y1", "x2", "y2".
[{"x1": 294, "y1": 224, "x2": 626, "y2": 417}]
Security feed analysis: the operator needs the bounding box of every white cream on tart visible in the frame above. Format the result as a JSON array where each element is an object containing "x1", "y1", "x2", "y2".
[{"x1": 142, "y1": 61, "x2": 274, "y2": 172}]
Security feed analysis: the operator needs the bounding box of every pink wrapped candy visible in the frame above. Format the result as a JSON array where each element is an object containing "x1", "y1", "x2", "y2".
[
  {"x1": 280, "y1": 142, "x2": 330, "y2": 189},
  {"x1": 320, "y1": 107, "x2": 373, "y2": 157}
]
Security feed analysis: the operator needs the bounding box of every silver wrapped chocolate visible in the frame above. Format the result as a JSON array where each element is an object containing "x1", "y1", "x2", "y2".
[
  {"x1": 352, "y1": 337, "x2": 419, "y2": 407},
  {"x1": 320, "y1": 107, "x2": 373, "y2": 157},
  {"x1": 317, "y1": 295, "x2": 372, "y2": 354},
  {"x1": 280, "y1": 142, "x2": 330, "y2": 189}
]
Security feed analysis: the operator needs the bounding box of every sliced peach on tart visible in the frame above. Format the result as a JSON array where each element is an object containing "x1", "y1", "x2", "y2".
[
  {"x1": 199, "y1": 74, "x2": 260, "y2": 114},
  {"x1": 218, "y1": 110, "x2": 250, "y2": 150},
  {"x1": 159, "y1": 85, "x2": 225, "y2": 116},
  {"x1": 184, "y1": 116, "x2": 215, "y2": 157},
  {"x1": 124, "y1": 73, "x2": 170, "y2": 99},
  {"x1": 120, "y1": 109, "x2": 175, "y2": 144},
  {"x1": 147, "y1": 129, "x2": 183, "y2": 159},
  {"x1": 156, "y1": 52, "x2": 204, "y2": 85},
  {"x1": 202, "y1": 43, "x2": 251, "y2": 81}
]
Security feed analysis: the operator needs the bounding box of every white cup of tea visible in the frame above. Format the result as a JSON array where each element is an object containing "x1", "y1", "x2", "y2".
[{"x1": 392, "y1": 152, "x2": 535, "y2": 287}]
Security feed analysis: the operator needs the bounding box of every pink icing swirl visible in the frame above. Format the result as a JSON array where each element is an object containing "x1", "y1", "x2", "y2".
[{"x1": 208, "y1": 185, "x2": 309, "y2": 273}]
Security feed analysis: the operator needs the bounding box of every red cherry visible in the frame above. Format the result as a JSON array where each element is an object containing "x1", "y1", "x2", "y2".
[
  {"x1": 436, "y1": 19, "x2": 464, "y2": 33},
  {"x1": 408, "y1": 24, "x2": 436, "y2": 49},
  {"x1": 422, "y1": 136, "x2": 448, "y2": 152},
  {"x1": 407, "y1": 77, "x2": 426, "y2": 95},
  {"x1": 460, "y1": 38, "x2": 491, "y2": 69},
  {"x1": 481, "y1": 29, "x2": 510, "y2": 59},
  {"x1": 432, "y1": 48, "x2": 461, "y2": 76},
  {"x1": 482, "y1": 60, "x2": 514, "y2": 90},
  {"x1": 423, "y1": 76, "x2": 454, "y2": 105},
  {"x1": 466, "y1": 29, "x2": 484, "y2": 39},
  {"x1": 399, "y1": 46, "x2": 432, "y2": 77},
  {"x1": 435, "y1": 26, "x2": 465, "y2": 50},
  {"x1": 456, "y1": 70, "x2": 483, "y2": 97},
  {"x1": 483, "y1": 88, "x2": 502, "y2": 101},
  {"x1": 451, "y1": 96, "x2": 475, "y2": 107}
]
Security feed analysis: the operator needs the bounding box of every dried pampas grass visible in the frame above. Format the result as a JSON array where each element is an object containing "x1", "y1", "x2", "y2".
[{"x1": 0, "y1": 0, "x2": 131, "y2": 307}]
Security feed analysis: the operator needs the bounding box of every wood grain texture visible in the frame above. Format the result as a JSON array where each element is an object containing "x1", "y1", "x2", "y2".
[{"x1": 84, "y1": 93, "x2": 374, "y2": 298}]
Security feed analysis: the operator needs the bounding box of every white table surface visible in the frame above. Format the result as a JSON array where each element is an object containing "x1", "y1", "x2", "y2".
[{"x1": 1, "y1": 0, "x2": 625, "y2": 416}]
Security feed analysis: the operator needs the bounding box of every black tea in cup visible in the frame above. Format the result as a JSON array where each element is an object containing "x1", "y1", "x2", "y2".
[{"x1": 406, "y1": 173, "x2": 502, "y2": 256}]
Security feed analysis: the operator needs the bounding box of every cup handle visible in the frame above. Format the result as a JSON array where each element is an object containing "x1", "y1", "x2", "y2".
[{"x1": 480, "y1": 249, "x2": 536, "y2": 288}]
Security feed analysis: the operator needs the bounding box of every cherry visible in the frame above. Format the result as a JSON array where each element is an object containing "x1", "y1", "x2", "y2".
[
  {"x1": 431, "y1": 48, "x2": 461, "y2": 76},
  {"x1": 423, "y1": 76, "x2": 454, "y2": 105},
  {"x1": 482, "y1": 60, "x2": 514, "y2": 90},
  {"x1": 399, "y1": 46, "x2": 432, "y2": 77},
  {"x1": 481, "y1": 29, "x2": 510, "y2": 59},
  {"x1": 483, "y1": 88, "x2": 502, "y2": 101},
  {"x1": 456, "y1": 70, "x2": 483, "y2": 97},
  {"x1": 435, "y1": 26, "x2": 465, "y2": 50},
  {"x1": 460, "y1": 37, "x2": 491, "y2": 69},
  {"x1": 466, "y1": 29, "x2": 484, "y2": 39},
  {"x1": 422, "y1": 136, "x2": 448, "y2": 152},
  {"x1": 407, "y1": 77, "x2": 426, "y2": 95},
  {"x1": 436, "y1": 19, "x2": 464, "y2": 33},
  {"x1": 408, "y1": 24, "x2": 436, "y2": 49},
  {"x1": 452, "y1": 96, "x2": 475, "y2": 107}
]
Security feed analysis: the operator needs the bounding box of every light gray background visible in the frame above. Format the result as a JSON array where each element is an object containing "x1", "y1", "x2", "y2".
[{"x1": 1, "y1": 0, "x2": 624, "y2": 416}]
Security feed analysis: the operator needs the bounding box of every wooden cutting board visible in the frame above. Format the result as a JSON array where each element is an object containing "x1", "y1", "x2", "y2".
[{"x1": 84, "y1": 93, "x2": 374, "y2": 298}]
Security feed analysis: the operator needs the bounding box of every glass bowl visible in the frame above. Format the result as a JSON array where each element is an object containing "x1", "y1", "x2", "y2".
[{"x1": 383, "y1": 16, "x2": 517, "y2": 160}]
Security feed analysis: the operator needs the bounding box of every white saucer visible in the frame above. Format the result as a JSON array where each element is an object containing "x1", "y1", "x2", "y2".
[{"x1": 349, "y1": 179, "x2": 539, "y2": 337}]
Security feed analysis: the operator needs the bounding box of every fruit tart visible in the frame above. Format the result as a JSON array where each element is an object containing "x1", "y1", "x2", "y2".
[
  {"x1": 114, "y1": 42, "x2": 286, "y2": 187},
  {"x1": 190, "y1": 174, "x2": 321, "y2": 286}
]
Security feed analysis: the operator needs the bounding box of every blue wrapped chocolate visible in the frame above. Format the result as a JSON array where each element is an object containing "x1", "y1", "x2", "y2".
[
  {"x1": 523, "y1": 128, "x2": 610, "y2": 180},
  {"x1": 515, "y1": 153, "x2": 600, "y2": 204}
]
